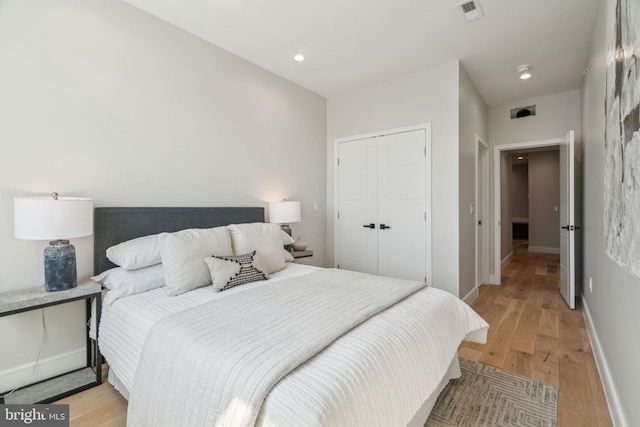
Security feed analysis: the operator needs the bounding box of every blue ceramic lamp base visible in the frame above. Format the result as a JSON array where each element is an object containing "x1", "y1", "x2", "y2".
[{"x1": 44, "y1": 240, "x2": 77, "y2": 292}]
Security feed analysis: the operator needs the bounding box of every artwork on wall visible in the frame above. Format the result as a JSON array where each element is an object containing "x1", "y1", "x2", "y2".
[{"x1": 604, "y1": 0, "x2": 640, "y2": 280}]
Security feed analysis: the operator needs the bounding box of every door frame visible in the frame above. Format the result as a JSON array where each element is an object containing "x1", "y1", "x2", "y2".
[
  {"x1": 476, "y1": 136, "x2": 490, "y2": 287},
  {"x1": 492, "y1": 137, "x2": 563, "y2": 284},
  {"x1": 334, "y1": 122, "x2": 432, "y2": 285}
]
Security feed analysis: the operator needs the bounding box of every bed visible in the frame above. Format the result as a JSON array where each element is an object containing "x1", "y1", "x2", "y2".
[{"x1": 93, "y1": 207, "x2": 488, "y2": 427}]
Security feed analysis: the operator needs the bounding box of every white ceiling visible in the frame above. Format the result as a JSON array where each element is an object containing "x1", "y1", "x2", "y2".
[{"x1": 120, "y1": 0, "x2": 599, "y2": 107}]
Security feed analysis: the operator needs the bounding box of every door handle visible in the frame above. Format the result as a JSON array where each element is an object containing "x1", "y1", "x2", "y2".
[
  {"x1": 362, "y1": 223, "x2": 375, "y2": 229},
  {"x1": 562, "y1": 225, "x2": 581, "y2": 231},
  {"x1": 380, "y1": 224, "x2": 391, "y2": 230}
]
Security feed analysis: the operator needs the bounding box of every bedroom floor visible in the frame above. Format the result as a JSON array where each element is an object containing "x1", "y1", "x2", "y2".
[
  {"x1": 57, "y1": 241, "x2": 612, "y2": 426},
  {"x1": 459, "y1": 240, "x2": 613, "y2": 427}
]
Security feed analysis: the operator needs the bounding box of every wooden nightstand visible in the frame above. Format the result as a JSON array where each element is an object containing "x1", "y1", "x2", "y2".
[
  {"x1": 0, "y1": 279, "x2": 102, "y2": 404},
  {"x1": 291, "y1": 250, "x2": 313, "y2": 259}
]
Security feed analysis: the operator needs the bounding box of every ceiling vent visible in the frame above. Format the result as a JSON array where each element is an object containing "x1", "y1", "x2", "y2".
[
  {"x1": 510, "y1": 105, "x2": 536, "y2": 119},
  {"x1": 457, "y1": 0, "x2": 484, "y2": 22}
]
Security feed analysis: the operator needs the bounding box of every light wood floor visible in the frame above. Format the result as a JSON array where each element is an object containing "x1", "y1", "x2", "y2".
[
  {"x1": 459, "y1": 241, "x2": 612, "y2": 427},
  {"x1": 58, "y1": 242, "x2": 613, "y2": 426}
]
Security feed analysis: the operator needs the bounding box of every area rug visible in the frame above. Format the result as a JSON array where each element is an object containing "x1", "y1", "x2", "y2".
[{"x1": 425, "y1": 358, "x2": 557, "y2": 427}]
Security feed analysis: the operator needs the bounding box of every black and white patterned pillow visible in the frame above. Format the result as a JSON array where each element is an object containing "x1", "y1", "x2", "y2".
[{"x1": 205, "y1": 251, "x2": 269, "y2": 292}]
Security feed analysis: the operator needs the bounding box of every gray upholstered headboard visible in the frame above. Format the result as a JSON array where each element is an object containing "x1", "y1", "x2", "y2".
[{"x1": 94, "y1": 207, "x2": 265, "y2": 275}]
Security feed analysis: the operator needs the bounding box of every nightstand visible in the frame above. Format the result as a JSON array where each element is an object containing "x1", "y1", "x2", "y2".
[
  {"x1": 0, "y1": 279, "x2": 102, "y2": 404},
  {"x1": 291, "y1": 250, "x2": 313, "y2": 259}
]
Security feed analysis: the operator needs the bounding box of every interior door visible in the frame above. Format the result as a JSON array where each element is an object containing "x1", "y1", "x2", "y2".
[
  {"x1": 337, "y1": 128, "x2": 427, "y2": 281},
  {"x1": 559, "y1": 130, "x2": 576, "y2": 309},
  {"x1": 377, "y1": 130, "x2": 427, "y2": 281},
  {"x1": 476, "y1": 141, "x2": 488, "y2": 287},
  {"x1": 337, "y1": 138, "x2": 378, "y2": 274}
]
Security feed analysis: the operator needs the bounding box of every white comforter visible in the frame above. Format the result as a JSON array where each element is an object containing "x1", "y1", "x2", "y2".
[
  {"x1": 99, "y1": 265, "x2": 488, "y2": 427},
  {"x1": 127, "y1": 269, "x2": 426, "y2": 427}
]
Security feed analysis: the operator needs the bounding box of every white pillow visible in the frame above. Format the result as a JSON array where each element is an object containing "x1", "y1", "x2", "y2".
[
  {"x1": 227, "y1": 223, "x2": 295, "y2": 274},
  {"x1": 106, "y1": 234, "x2": 161, "y2": 270},
  {"x1": 283, "y1": 250, "x2": 295, "y2": 262},
  {"x1": 280, "y1": 230, "x2": 296, "y2": 245},
  {"x1": 91, "y1": 264, "x2": 165, "y2": 304},
  {"x1": 205, "y1": 251, "x2": 269, "y2": 292},
  {"x1": 159, "y1": 227, "x2": 233, "y2": 296}
]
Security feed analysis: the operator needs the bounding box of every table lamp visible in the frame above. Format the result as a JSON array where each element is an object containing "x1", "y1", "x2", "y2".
[
  {"x1": 268, "y1": 200, "x2": 301, "y2": 237},
  {"x1": 15, "y1": 193, "x2": 93, "y2": 291}
]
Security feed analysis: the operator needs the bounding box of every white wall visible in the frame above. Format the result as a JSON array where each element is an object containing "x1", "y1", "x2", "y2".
[
  {"x1": 528, "y1": 151, "x2": 560, "y2": 252},
  {"x1": 511, "y1": 163, "x2": 529, "y2": 220},
  {"x1": 0, "y1": 0, "x2": 326, "y2": 389},
  {"x1": 582, "y1": 0, "x2": 639, "y2": 424},
  {"x1": 500, "y1": 152, "x2": 513, "y2": 261},
  {"x1": 490, "y1": 89, "x2": 582, "y2": 277},
  {"x1": 327, "y1": 61, "x2": 461, "y2": 296},
  {"x1": 458, "y1": 64, "x2": 488, "y2": 299},
  {"x1": 489, "y1": 90, "x2": 582, "y2": 146}
]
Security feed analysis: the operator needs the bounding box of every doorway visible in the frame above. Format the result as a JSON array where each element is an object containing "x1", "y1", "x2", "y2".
[
  {"x1": 508, "y1": 148, "x2": 561, "y2": 255},
  {"x1": 492, "y1": 133, "x2": 578, "y2": 308},
  {"x1": 493, "y1": 138, "x2": 563, "y2": 279}
]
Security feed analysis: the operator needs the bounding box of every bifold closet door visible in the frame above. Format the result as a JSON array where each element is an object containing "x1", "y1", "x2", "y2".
[
  {"x1": 377, "y1": 130, "x2": 426, "y2": 281},
  {"x1": 337, "y1": 138, "x2": 378, "y2": 274},
  {"x1": 337, "y1": 129, "x2": 426, "y2": 281}
]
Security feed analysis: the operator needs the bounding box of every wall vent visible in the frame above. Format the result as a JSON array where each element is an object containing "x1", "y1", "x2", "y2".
[
  {"x1": 457, "y1": 0, "x2": 484, "y2": 22},
  {"x1": 510, "y1": 105, "x2": 536, "y2": 119}
]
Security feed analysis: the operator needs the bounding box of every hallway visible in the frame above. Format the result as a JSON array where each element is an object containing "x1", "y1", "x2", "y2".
[{"x1": 459, "y1": 242, "x2": 612, "y2": 426}]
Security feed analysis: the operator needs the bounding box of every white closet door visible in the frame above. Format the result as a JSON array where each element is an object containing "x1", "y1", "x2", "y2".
[
  {"x1": 337, "y1": 138, "x2": 378, "y2": 274},
  {"x1": 377, "y1": 130, "x2": 427, "y2": 281}
]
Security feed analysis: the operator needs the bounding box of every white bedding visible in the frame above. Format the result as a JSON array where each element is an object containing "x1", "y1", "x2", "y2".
[
  {"x1": 127, "y1": 269, "x2": 426, "y2": 427},
  {"x1": 98, "y1": 264, "x2": 488, "y2": 426}
]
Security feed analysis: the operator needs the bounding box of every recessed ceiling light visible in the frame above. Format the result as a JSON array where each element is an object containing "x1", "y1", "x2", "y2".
[
  {"x1": 516, "y1": 64, "x2": 532, "y2": 79},
  {"x1": 294, "y1": 54, "x2": 305, "y2": 62},
  {"x1": 517, "y1": 156, "x2": 524, "y2": 160}
]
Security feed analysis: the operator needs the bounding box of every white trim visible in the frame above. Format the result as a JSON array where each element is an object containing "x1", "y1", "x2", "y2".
[
  {"x1": 501, "y1": 251, "x2": 513, "y2": 269},
  {"x1": 334, "y1": 123, "x2": 431, "y2": 143},
  {"x1": 582, "y1": 296, "x2": 627, "y2": 427},
  {"x1": 488, "y1": 274, "x2": 499, "y2": 285},
  {"x1": 462, "y1": 285, "x2": 479, "y2": 305},
  {"x1": 493, "y1": 137, "x2": 563, "y2": 284},
  {"x1": 528, "y1": 246, "x2": 560, "y2": 254},
  {"x1": 0, "y1": 348, "x2": 86, "y2": 392},
  {"x1": 333, "y1": 123, "x2": 432, "y2": 286}
]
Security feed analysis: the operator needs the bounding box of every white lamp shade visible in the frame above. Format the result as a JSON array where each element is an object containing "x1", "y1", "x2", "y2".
[
  {"x1": 15, "y1": 196, "x2": 93, "y2": 240},
  {"x1": 268, "y1": 201, "x2": 301, "y2": 224}
]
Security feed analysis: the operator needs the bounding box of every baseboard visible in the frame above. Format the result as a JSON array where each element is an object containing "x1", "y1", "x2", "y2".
[
  {"x1": 488, "y1": 274, "x2": 499, "y2": 285},
  {"x1": 581, "y1": 296, "x2": 627, "y2": 427},
  {"x1": 528, "y1": 246, "x2": 560, "y2": 254},
  {"x1": 501, "y1": 252, "x2": 513, "y2": 270},
  {"x1": 462, "y1": 286, "x2": 479, "y2": 305},
  {"x1": 0, "y1": 348, "x2": 86, "y2": 393}
]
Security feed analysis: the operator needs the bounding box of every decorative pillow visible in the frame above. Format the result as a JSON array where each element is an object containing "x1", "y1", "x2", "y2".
[
  {"x1": 159, "y1": 227, "x2": 233, "y2": 296},
  {"x1": 205, "y1": 251, "x2": 269, "y2": 292},
  {"x1": 91, "y1": 264, "x2": 165, "y2": 304},
  {"x1": 227, "y1": 223, "x2": 295, "y2": 274},
  {"x1": 106, "y1": 234, "x2": 161, "y2": 270}
]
